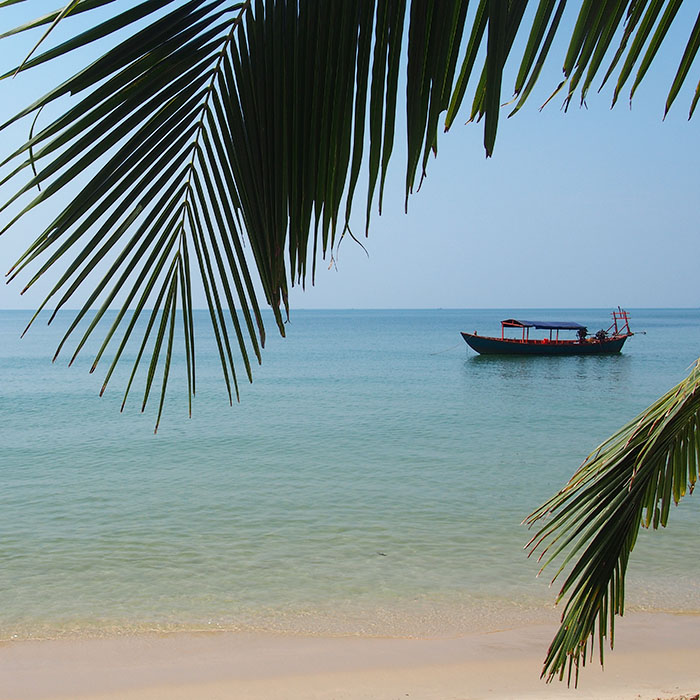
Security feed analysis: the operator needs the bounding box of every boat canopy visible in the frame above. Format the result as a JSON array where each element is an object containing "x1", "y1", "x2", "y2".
[{"x1": 501, "y1": 319, "x2": 587, "y2": 331}]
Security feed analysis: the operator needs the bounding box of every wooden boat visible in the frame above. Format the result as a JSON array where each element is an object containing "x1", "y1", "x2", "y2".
[{"x1": 461, "y1": 308, "x2": 633, "y2": 356}]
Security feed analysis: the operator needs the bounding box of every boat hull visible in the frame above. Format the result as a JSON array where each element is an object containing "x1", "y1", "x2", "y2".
[{"x1": 461, "y1": 333, "x2": 629, "y2": 356}]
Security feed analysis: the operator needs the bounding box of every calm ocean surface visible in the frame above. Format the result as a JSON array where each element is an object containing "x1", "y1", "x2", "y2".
[{"x1": 2, "y1": 308, "x2": 699, "y2": 640}]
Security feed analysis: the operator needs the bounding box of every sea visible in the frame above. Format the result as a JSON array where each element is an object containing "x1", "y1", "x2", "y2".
[{"x1": 2, "y1": 308, "x2": 699, "y2": 641}]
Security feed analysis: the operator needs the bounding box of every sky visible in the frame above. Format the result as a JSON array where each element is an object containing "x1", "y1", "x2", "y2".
[{"x1": 0, "y1": 2, "x2": 698, "y2": 311}]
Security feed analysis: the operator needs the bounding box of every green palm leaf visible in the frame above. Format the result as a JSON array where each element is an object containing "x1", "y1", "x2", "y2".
[
  {"x1": 1, "y1": 0, "x2": 699, "y2": 434},
  {"x1": 0, "y1": 0, "x2": 474, "y2": 429},
  {"x1": 525, "y1": 360, "x2": 700, "y2": 684}
]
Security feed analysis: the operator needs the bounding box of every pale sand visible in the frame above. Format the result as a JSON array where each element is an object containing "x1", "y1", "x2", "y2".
[{"x1": 1, "y1": 612, "x2": 698, "y2": 700}]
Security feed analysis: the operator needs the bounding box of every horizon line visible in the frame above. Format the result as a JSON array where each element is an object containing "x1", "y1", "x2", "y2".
[{"x1": 0, "y1": 306, "x2": 698, "y2": 312}]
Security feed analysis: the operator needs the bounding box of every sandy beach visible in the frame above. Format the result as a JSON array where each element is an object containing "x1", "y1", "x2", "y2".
[{"x1": 1, "y1": 612, "x2": 698, "y2": 700}]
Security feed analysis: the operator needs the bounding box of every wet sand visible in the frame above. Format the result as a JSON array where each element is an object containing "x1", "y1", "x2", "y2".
[{"x1": 1, "y1": 612, "x2": 698, "y2": 700}]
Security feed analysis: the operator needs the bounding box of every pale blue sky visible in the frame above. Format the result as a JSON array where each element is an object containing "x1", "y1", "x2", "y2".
[{"x1": 0, "y1": 2, "x2": 698, "y2": 310}]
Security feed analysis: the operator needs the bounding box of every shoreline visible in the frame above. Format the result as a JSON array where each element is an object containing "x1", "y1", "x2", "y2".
[{"x1": 2, "y1": 612, "x2": 698, "y2": 700}]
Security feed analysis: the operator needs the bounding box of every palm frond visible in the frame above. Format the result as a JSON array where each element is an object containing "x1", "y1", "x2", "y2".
[
  {"x1": 525, "y1": 360, "x2": 700, "y2": 685},
  {"x1": 2, "y1": 1, "x2": 699, "y2": 430},
  {"x1": 0, "y1": 0, "x2": 473, "y2": 429}
]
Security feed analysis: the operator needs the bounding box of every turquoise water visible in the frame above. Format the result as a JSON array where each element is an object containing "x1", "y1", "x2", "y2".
[{"x1": 2, "y1": 308, "x2": 699, "y2": 640}]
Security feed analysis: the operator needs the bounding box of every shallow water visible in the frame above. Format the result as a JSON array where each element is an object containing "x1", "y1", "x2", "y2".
[{"x1": 1, "y1": 308, "x2": 699, "y2": 639}]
